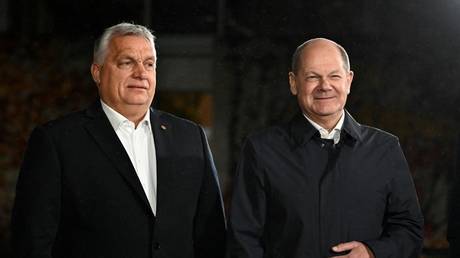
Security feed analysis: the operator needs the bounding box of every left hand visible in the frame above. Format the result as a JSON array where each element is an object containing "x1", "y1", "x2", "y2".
[{"x1": 330, "y1": 241, "x2": 375, "y2": 258}]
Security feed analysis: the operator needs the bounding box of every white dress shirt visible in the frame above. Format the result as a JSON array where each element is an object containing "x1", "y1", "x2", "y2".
[
  {"x1": 303, "y1": 111, "x2": 345, "y2": 144},
  {"x1": 101, "y1": 101, "x2": 157, "y2": 214}
]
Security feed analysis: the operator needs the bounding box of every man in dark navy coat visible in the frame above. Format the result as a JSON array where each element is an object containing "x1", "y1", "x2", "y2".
[
  {"x1": 11, "y1": 22, "x2": 226, "y2": 258},
  {"x1": 226, "y1": 38, "x2": 423, "y2": 258}
]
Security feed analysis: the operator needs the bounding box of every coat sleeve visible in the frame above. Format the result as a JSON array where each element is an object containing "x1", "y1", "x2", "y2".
[
  {"x1": 362, "y1": 140, "x2": 424, "y2": 258},
  {"x1": 226, "y1": 138, "x2": 266, "y2": 258},
  {"x1": 193, "y1": 126, "x2": 227, "y2": 258},
  {"x1": 11, "y1": 126, "x2": 61, "y2": 258}
]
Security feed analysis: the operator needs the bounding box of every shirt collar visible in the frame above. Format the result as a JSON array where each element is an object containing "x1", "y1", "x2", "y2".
[
  {"x1": 100, "y1": 100, "x2": 150, "y2": 130},
  {"x1": 303, "y1": 110, "x2": 345, "y2": 144}
]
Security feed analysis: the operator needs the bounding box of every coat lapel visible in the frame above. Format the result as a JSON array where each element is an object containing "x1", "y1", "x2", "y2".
[
  {"x1": 83, "y1": 101, "x2": 152, "y2": 212},
  {"x1": 150, "y1": 108, "x2": 173, "y2": 218},
  {"x1": 341, "y1": 111, "x2": 362, "y2": 147},
  {"x1": 289, "y1": 112, "x2": 318, "y2": 148}
]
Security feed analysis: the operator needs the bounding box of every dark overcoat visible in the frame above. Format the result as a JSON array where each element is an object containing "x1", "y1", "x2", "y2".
[{"x1": 227, "y1": 112, "x2": 423, "y2": 258}]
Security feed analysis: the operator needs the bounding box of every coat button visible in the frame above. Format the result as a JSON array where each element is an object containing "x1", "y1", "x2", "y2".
[{"x1": 153, "y1": 242, "x2": 160, "y2": 250}]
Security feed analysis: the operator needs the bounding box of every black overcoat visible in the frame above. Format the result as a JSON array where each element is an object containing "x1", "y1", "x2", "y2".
[{"x1": 227, "y1": 112, "x2": 423, "y2": 258}]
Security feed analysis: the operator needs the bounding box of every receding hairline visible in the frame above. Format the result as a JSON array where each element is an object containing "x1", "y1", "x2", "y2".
[{"x1": 291, "y1": 38, "x2": 350, "y2": 73}]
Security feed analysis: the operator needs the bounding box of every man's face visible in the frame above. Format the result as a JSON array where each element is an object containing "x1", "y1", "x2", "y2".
[
  {"x1": 289, "y1": 41, "x2": 353, "y2": 124},
  {"x1": 91, "y1": 35, "x2": 156, "y2": 115}
]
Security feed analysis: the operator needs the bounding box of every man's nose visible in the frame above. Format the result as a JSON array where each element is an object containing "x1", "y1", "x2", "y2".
[
  {"x1": 133, "y1": 63, "x2": 148, "y2": 78},
  {"x1": 318, "y1": 78, "x2": 332, "y2": 90}
]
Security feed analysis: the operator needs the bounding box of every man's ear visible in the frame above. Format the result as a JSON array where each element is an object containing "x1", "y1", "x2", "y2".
[
  {"x1": 288, "y1": 72, "x2": 298, "y2": 96},
  {"x1": 346, "y1": 70, "x2": 354, "y2": 94},
  {"x1": 91, "y1": 63, "x2": 101, "y2": 86}
]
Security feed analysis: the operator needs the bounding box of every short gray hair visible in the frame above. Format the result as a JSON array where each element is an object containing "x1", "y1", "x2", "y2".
[
  {"x1": 93, "y1": 22, "x2": 156, "y2": 64},
  {"x1": 291, "y1": 38, "x2": 350, "y2": 73}
]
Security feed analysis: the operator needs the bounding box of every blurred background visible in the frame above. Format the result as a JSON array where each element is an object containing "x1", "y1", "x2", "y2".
[{"x1": 0, "y1": 0, "x2": 458, "y2": 257}]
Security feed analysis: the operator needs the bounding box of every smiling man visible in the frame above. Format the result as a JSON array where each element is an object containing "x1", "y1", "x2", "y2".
[
  {"x1": 226, "y1": 38, "x2": 423, "y2": 258},
  {"x1": 11, "y1": 23, "x2": 226, "y2": 258}
]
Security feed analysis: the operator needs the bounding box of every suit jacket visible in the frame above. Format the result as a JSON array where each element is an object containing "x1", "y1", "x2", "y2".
[
  {"x1": 11, "y1": 101, "x2": 226, "y2": 258},
  {"x1": 227, "y1": 111, "x2": 423, "y2": 258}
]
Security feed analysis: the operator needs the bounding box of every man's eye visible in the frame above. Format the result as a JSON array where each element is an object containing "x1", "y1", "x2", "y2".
[
  {"x1": 144, "y1": 62, "x2": 155, "y2": 70},
  {"x1": 305, "y1": 76, "x2": 319, "y2": 81},
  {"x1": 330, "y1": 75, "x2": 342, "y2": 79},
  {"x1": 118, "y1": 60, "x2": 133, "y2": 69}
]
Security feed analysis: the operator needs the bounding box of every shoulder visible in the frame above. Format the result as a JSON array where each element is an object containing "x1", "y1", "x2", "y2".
[
  {"x1": 37, "y1": 109, "x2": 88, "y2": 134},
  {"x1": 153, "y1": 109, "x2": 201, "y2": 132},
  {"x1": 248, "y1": 123, "x2": 288, "y2": 140},
  {"x1": 22, "y1": 109, "x2": 90, "y2": 151},
  {"x1": 358, "y1": 124, "x2": 400, "y2": 148},
  {"x1": 153, "y1": 109, "x2": 198, "y2": 127},
  {"x1": 151, "y1": 109, "x2": 206, "y2": 143},
  {"x1": 345, "y1": 112, "x2": 399, "y2": 147},
  {"x1": 243, "y1": 123, "x2": 291, "y2": 152}
]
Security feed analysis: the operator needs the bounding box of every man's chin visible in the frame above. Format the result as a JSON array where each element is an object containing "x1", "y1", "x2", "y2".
[
  {"x1": 124, "y1": 97, "x2": 153, "y2": 106},
  {"x1": 312, "y1": 109, "x2": 343, "y2": 118}
]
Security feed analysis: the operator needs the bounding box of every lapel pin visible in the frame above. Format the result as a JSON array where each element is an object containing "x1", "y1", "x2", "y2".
[{"x1": 160, "y1": 124, "x2": 167, "y2": 130}]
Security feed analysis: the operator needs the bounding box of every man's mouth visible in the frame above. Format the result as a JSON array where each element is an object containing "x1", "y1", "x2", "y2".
[
  {"x1": 315, "y1": 96, "x2": 334, "y2": 100},
  {"x1": 127, "y1": 85, "x2": 148, "y2": 89}
]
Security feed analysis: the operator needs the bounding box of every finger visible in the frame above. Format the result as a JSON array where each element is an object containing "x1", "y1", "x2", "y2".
[{"x1": 332, "y1": 241, "x2": 360, "y2": 252}]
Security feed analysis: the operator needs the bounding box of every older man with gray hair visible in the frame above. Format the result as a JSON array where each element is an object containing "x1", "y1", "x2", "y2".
[{"x1": 12, "y1": 22, "x2": 226, "y2": 258}]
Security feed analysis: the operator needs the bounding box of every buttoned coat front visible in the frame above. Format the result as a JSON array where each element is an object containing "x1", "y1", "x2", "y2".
[{"x1": 227, "y1": 112, "x2": 423, "y2": 258}]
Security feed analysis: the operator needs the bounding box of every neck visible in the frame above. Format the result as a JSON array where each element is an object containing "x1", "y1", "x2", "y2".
[
  {"x1": 115, "y1": 104, "x2": 149, "y2": 128},
  {"x1": 305, "y1": 112, "x2": 342, "y2": 132},
  {"x1": 126, "y1": 111, "x2": 148, "y2": 128}
]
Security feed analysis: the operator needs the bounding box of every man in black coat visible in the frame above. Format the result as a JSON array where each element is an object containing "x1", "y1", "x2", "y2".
[
  {"x1": 11, "y1": 22, "x2": 226, "y2": 258},
  {"x1": 226, "y1": 38, "x2": 423, "y2": 258}
]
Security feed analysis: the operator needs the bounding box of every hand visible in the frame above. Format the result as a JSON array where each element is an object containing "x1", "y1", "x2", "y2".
[{"x1": 330, "y1": 241, "x2": 375, "y2": 258}]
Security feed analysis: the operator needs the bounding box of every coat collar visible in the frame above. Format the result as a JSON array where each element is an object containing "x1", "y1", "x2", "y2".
[
  {"x1": 289, "y1": 112, "x2": 318, "y2": 148},
  {"x1": 289, "y1": 109, "x2": 362, "y2": 148},
  {"x1": 84, "y1": 100, "x2": 173, "y2": 217},
  {"x1": 341, "y1": 110, "x2": 363, "y2": 143},
  {"x1": 85, "y1": 100, "x2": 105, "y2": 119}
]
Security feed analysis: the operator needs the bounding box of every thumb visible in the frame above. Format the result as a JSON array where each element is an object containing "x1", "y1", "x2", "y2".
[{"x1": 332, "y1": 241, "x2": 360, "y2": 252}]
